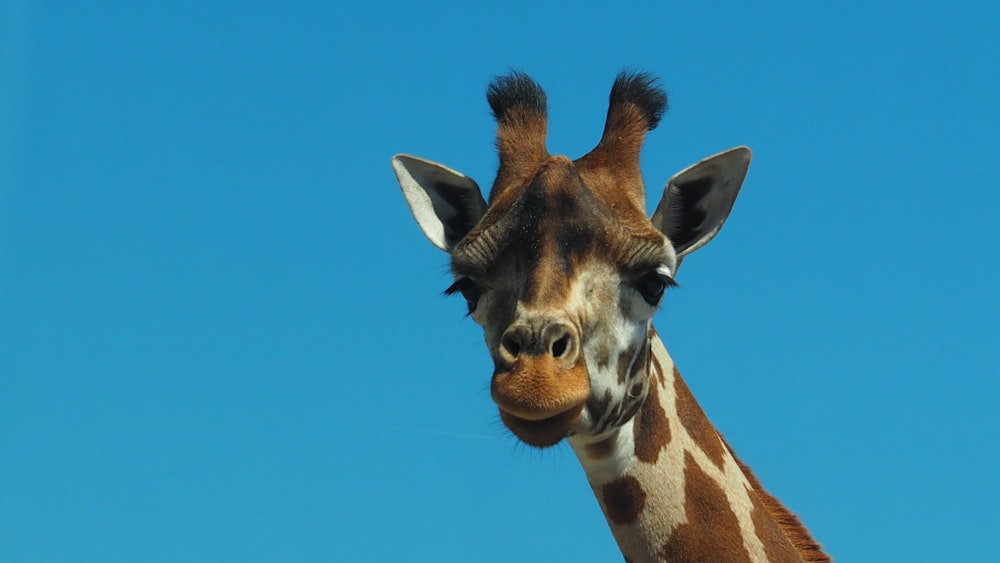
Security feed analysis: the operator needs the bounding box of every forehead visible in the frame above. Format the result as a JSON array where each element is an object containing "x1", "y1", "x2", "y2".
[{"x1": 451, "y1": 156, "x2": 670, "y2": 283}]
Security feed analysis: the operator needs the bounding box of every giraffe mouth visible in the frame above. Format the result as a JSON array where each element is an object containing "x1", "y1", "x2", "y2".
[{"x1": 498, "y1": 403, "x2": 585, "y2": 448}]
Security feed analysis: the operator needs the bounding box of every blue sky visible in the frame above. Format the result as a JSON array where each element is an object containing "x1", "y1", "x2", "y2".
[{"x1": 2, "y1": 1, "x2": 998, "y2": 561}]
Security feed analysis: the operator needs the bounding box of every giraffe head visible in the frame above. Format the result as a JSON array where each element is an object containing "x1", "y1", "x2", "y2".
[{"x1": 393, "y1": 71, "x2": 750, "y2": 448}]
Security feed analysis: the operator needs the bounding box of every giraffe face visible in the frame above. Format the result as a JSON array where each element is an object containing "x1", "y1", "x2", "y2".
[
  {"x1": 392, "y1": 71, "x2": 750, "y2": 448},
  {"x1": 447, "y1": 156, "x2": 678, "y2": 447}
]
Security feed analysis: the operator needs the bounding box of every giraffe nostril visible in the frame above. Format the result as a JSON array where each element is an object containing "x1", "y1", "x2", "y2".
[
  {"x1": 500, "y1": 321, "x2": 577, "y2": 362},
  {"x1": 501, "y1": 333, "x2": 522, "y2": 358},
  {"x1": 551, "y1": 334, "x2": 570, "y2": 358}
]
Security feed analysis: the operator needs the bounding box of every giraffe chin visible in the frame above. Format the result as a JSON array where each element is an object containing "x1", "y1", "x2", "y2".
[{"x1": 498, "y1": 404, "x2": 585, "y2": 448}]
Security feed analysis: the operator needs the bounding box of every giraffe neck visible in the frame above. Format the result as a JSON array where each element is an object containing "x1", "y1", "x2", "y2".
[{"x1": 568, "y1": 332, "x2": 827, "y2": 563}]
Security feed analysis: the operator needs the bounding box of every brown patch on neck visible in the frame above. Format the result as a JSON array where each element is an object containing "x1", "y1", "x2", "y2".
[
  {"x1": 632, "y1": 373, "x2": 671, "y2": 464},
  {"x1": 673, "y1": 366, "x2": 726, "y2": 469},
  {"x1": 651, "y1": 350, "x2": 667, "y2": 389},
  {"x1": 747, "y1": 484, "x2": 806, "y2": 563},
  {"x1": 722, "y1": 436, "x2": 832, "y2": 562},
  {"x1": 602, "y1": 475, "x2": 647, "y2": 525},
  {"x1": 658, "y1": 451, "x2": 752, "y2": 562}
]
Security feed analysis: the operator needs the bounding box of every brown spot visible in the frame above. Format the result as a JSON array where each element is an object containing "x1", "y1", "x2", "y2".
[
  {"x1": 722, "y1": 437, "x2": 832, "y2": 562},
  {"x1": 584, "y1": 432, "x2": 618, "y2": 460},
  {"x1": 632, "y1": 376, "x2": 670, "y2": 463},
  {"x1": 747, "y1": 485, "x2": 805, "y2": 563},
  {"x1": 616, "y1": 348, "x2": 633, "y2": 384},
  {"x1": 602, "y1": 475, "x2": 646, "y2": 525},
  {"x1": 652, "y1": 353, "x2": 667, "y2": 388},
  {"x1": 595, "y1": 345, "x2": 612, "y2": 370},
  {"x1": 658, "y1": 452, "x2": 751, "y2": 562},
  {"x1": 673, "y1": 366, "x2": 726, "y2": 469}
]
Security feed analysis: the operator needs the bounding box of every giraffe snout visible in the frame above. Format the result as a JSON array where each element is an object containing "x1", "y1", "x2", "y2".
[{"x1": 491, "y1": 316, "x2": 589, "y2": 447}]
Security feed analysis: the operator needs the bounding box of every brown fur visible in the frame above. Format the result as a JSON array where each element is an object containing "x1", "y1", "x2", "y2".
[
  {"x1": 721, "y1": 436, "x2": 832, "y2": 562},
  {"x1": 602, "y1": 475, "x2": 647, "y2": 525},
  {"x1": 577, "y1": 104, "x2": 650, "y2": 211},
  {"x1": 456, "y1": 72, "x2": 669, "y2": 280},
  {"x1": 490, "y1": 355, "x2": 590, "y2": 420},
  {"x1": 632, "y1": 376, "x2": 671, "y2": 464},
  {"x1": 673, "y1": 366, "x2": 727, "y2": 470},
  {"x1": 579, "y1": 71, "x2": 666, "y2": 210},
  {"x1": 748, "y1": 483, "x2": 804, "y2": 563},
  {"x1": 657, "y1": 451, "x2": 752, "y2": 562},
  {"x1": 487, "y1": 72, "x2": 550, "y2": 203},
  {"x1": 491, "y1": 109, "x2": 549, "y2": 203}
]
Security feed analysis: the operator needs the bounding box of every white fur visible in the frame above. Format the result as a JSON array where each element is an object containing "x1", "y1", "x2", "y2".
[{"x1": 391, "y1": 154, "x2": 486, "y2": 251}]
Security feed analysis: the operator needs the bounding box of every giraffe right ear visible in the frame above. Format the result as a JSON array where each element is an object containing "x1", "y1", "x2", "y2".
[{"x1": 392, "y1": 154, "x2": 488, "y2": 252}]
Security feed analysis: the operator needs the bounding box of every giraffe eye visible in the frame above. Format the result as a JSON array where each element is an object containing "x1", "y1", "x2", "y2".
[
  {"x1": 445, "y1": 278, "x2": 483, "y2": 314},
  {"x1": 634, "y1": 271, "x2": 676, "y2": 306}
]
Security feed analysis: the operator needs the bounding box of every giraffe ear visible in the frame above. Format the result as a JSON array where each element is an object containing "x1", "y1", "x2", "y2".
[
  {"x1": 651, "y1": 146, "x2": 751, "y2": 262},
  {"x1": 392, "y1": 154, "x2": 488, "y2": 252}
]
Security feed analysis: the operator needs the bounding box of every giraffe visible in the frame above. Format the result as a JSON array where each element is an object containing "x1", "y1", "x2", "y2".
[{"x1": 391, "y1": 71, "x2": 830, "y2": 562}]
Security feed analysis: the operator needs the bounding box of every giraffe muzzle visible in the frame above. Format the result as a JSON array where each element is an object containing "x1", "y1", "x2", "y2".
[{"x1": 490, "y1": 352, "x2": 591, "y2": 447}]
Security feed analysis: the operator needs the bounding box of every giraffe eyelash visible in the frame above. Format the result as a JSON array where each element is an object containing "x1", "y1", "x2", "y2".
[
  {"x1": 444, "y1": 277, "x2": 482, "y2": 296},
  {"x1": 633, "y1": 269, "x2": 677, "y2": 306},
  {"x1": 445, "y1": 277, "x2": 486, "y2": 315}
]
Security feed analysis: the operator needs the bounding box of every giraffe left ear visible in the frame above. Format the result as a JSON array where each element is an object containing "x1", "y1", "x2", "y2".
[
  {"x1": 651, "y1": 146, "x2": 751, "y2": 261},
  {"x1": 392, "y1": 154, "x2": 488, "y2": 252}
]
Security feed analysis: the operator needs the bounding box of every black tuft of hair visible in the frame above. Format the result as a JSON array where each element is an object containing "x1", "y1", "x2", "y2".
[
  {"x1": 487, "y1": 71, "x2": 547, "y2": 124},
  {"x1": 609, "y1": 70, "x2": 668, "y2": 130}
]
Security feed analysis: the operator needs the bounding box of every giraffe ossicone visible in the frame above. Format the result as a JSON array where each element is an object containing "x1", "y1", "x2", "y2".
[{"x1": 392, "y1": 71, "x2": 830, "y2": 563}]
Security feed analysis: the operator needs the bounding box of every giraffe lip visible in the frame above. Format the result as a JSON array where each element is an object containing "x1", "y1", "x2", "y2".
[{"x1": 498, "y1": 404, "x2": 585, "y2": 448}]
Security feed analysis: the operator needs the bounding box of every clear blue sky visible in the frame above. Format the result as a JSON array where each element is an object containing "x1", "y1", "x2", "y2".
[{"x1": 2, "y1": 1, "x2": 998, "y2": 561}]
